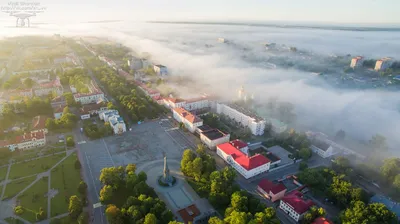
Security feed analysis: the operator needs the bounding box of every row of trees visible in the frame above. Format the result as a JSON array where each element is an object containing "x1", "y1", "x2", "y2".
[
  {"x1": 98, "y1": 164, "x2": 174, "y2": 224},
  {"x1": 59, "y1": 68, "x2": 91, "y2": 93},
  {"x1": 86, "y1": 58, "x2": 166, "y2": 122}
]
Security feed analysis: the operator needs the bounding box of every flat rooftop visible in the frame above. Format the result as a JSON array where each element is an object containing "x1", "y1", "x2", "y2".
[
  {"x1": 197, "y1": 125, "x2": 213, "y2": 132},
  {"x1": 226, "y1": 103, "x2": 265, "y2": 122},
  {"x1": 265, "y1": 153, "x2": 281, "y2": 162},
  {"x1": 202, "y1": 129, "x2": 226, "y2": 140}
]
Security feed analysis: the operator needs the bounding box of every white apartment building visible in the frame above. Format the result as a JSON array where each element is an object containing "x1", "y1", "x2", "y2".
[
  {"x1": 109, "y1": 115, "x2": 127, "y2": 134},
  {"x1": 310, "y1": 141, "x2": 337, "y2": 158},
  {"x1": 99, "y1": 110, "x2": 119, "y2": 122},
  {"x1": 279, "y1": 191, "x2": 314, "y2": 222},
  {"x1": 128, "y1": 57, "x2": 143, "y2": 70},
  {"x1": 216, "y1": 103, "x2": 266, "y2": 136},
  {"x1": 267, "y1": 118, "x2": 287, "y2": 134},
  {"x1": 153, "y1": 64, "x2": 168, "y2": 75},
  {"x1": 216, "y1": 140, "x2": 271, "y2": 179},
  {"x1": 73, "y1": 92, "x2": 104, "y2": 105},
  {"x1": 375, "y1": 57, "x2": 393, "y2": 71},
  {"x1": 163, "y1": 96, "x2": 210, "y2": 111},
  {"x1": 200, "y1": 129, "x2": 230, "y2": 150},
  {"x1": 172, "y1": 107, "x2": 203, "y2": 133},
  {"x1": 350, "y1": 56, "x2": 364, "y2": 68}
]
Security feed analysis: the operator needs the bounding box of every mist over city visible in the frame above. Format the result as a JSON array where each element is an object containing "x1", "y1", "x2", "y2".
[{"x1": 1, "y1": 1, "x2": 400, "y2": 224}]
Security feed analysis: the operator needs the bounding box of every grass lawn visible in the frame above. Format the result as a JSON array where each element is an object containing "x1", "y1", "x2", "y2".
[
  {"x1": 18, "y1": 177, "x2": 48, "y2": 222},
  {"x1": 4, "y1": 217, "x2": 24, "y2": 224},
  {"x1": 50, "y1": 153, "x2": 82, "y2": 217},
  {"x1": 9, "y1": 154, "x2": 65, "y2": 179},
  {"x1": 3, "y1": 176, "x2": 37, "y2": 200},
  {"x1": 0, "y1": 166, "x2": 8, "y2": 182},
  {"x1": 50, "y1": 215, "x2": 79, "y2": 224}
]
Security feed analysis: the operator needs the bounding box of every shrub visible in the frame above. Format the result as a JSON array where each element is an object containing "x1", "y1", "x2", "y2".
[{"x1": 14, "y1": 206, "x2": 24, "y2": 215}]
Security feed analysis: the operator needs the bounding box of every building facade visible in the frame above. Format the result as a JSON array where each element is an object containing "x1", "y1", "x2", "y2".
[
  {"x1": 109, "y1": 115, "x2": 127, "y2": 134},
  {"x1": 73, "y1": 92, "x2": 104, "y2": 105},
  {"x1": 216, "y1": 103, "x2": 266, "y2": 136},
  {"x1": 279, "y1": 191, "x2": 314, "y2": 222},
  {"x1": 128, "y1": 57, "x2": 143, "y2": 70},
  {"x1": 11, "y1": 131, "x2": 46, "y2": 150},
  {"x1": 172, "y1": 107, "x2": 203, "y2": 133},
  {"x1": 216, "y1": 140, "x2": 271, "y2": 179},
  {"x1": 350, "y1": 56, "x2": 364, "y2": 68},
  {"x1": 257, "y1": 179, "x2": 287, "y2": 202},
  {"x1": 153, "y1": 64, "x2": 168, "y2": 75},
  {"x1": 200, "y1": 129, "x2": 230, "y2": 150},
  {"x1": 375, "y1": 57, "x2": 393, "y2": 71}
]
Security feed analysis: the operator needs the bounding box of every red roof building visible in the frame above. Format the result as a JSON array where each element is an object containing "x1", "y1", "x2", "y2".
[
  {"x1": 32, "y1": 116, "x2": 49, "y2": 134},
  {"x1": 279, "y1": 191, "x2": 314, "y2": 222},
  {"x1": 312, "y1": 217, "x2": 333, "y2": 224},
  {"x1": 257, "y1": 179, "x2": 287, "y2": 202},
  {"x1": 172, "y1": 107, "x2": 203, "y2": 133},
  {"x1": 216, "y1": 141, "x2": 270, "y2": 179}
]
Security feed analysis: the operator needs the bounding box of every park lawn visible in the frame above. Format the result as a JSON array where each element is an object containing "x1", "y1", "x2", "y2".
[
  {"x1": 3, "y1": 176, "x2": 37, "y2": 200},
  {"x1": 50, "y1": 153, "x2": 82, "y2": 217},
  {"x1": 9, "y1": 153, "x2": 65, "y2": 179},
  {"x1": 50, "y1": 215, "x2": 79, "y2": 224},
  {"x1": 18, "y1": 177, "x2": 48, "y2": 222},
  {"x1": 4, "y1": 217, "x2": 24, "y2": 224},
  {"x1": 0, "y1": 166, "x2": 8, "y2": 182}
]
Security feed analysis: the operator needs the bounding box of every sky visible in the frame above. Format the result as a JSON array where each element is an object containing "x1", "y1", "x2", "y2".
[{"x1": 0, "y1": 0, "x2": 399, "y2": 24}]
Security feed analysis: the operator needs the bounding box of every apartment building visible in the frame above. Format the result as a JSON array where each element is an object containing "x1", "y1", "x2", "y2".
[
  {"x1": 216, "y1": 103, "x2": 266, "y2": 136},
  {"x1": 279, "y1": 191, "x2": 314, "y2": 222},
  {"x1": 200, "y1": 129, "x2": 230, "y2": 150},
  {"x1": 172, "y1": 107, "x2": 203, "y2": 133},
  {"x1": 257, "y1": 179, "x2": 287, "y2": 202},
  {"x1": 350, "y1": 56, "x2": 364, "y2": 68}
]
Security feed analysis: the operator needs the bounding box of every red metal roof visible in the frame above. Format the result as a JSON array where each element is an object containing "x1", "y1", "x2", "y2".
[
  {"x1": 53, "y1": 105, "x2": 65, "y2": 113},
  {"x1": 281, "y1": 191, "x2": 314, "y2": 215},
  {"x1": 230, "y1": 139, "x2": 248, "y2": 149},
  {"x1": 14, "y1": 131, "x2": 45, "y2": 144},
  {"x1": 177, "y1": 204, "x2": 201, "y2": 224},
  {"x1": 312, "y1": 217, "x2": 333, "y2": 224},
  {"x1": 32, "y1": 116, "x2": 48, "y2": 130},
  {"x1": 217, "y1": 142, "x2": 270, "y2": 170},
  {"x1": 258, "y1": 179, "x2": 287, "y2": 194}
]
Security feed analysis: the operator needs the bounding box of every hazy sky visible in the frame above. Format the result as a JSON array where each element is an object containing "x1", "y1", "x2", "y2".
[{"x1": 0, "y1": 0, "x2": 399, "y2": 24}]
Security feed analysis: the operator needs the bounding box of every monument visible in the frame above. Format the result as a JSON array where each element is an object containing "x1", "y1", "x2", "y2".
[{"x1": 158, "y1": 153, "x2": 176, "y2": 187}]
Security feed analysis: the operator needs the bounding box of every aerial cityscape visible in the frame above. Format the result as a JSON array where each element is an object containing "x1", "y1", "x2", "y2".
[{"x1": 0, "y1": 1, "x2": 400, "y2": 224}]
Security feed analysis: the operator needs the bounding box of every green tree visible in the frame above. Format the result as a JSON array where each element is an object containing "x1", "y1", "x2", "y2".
[
  {"x1": 78, "y1": 181, "x2": 88, "y2": 195},
  {"x1": 299, "y1": 148, "x2": 312, "y2": 161},
  {"x1": 299, "y1": 161, "x2": 308, "y2": 171},
  {"x1": 144, "y1": 213, "x2": 157, "y2": 224},
  {"x1": 138, "y1": 171, "x2": 147, "y2": 182},
  {"x1": 63, "y1": 92, "x2": 75, "y2": 106},
  {"x1": 23, "y1": 78, "x2": 35, "y2": 88},
  {"x1": 125, "y1": 164, "x2": 137, "y2": 173},
  {"x1": 100, "y1": 185, "x2": 113, "y2": 203},
  {"x1": 105, "y1": 204, "x2": 124, "y2": 224},
  {"x1": 63, "y1": 106, "x2": 71, "y2": 114},
  {"x1": 208, "y1": 217, "x2": 224, "y2": 224},
  {"x1": 68, "y1": 195, "x2": 83, "y2": 220},
  {"x1": 393, "y1": 174, "x2": 400, "y2": 191},
  {"x1": 45, "y1": 118, "x2": 57, "y2": 131},
  {"x1": 224, "y1": 210, "x2": 249, "y2": 224},
  {"x1": 380, "y1": 158, "x2": 400, "y2": 182},
  {"x1": 181, "y1": 149, "x2": 195, "y2": 175},
  {"x1": 230, "y1": 191, "x2": 248, "y2": 212},
  {"x1": 192, "y1": 157, "x2": 204, "y2": 181},
  {"x1": 341, "y1": 201, "x2": 396, "y2": 224},
  {"x1": 370, "y1": 134, "x2": 388, "y2": 152},
  {"x1": 99, "y1": 166, "x2": 125, "y2": 188},
  {"x1": 66, "y1": 135, "x2": 75, "y2": 147},
  {"x1": 107, "y1": 102, "x2": 117, "y2": 110}
]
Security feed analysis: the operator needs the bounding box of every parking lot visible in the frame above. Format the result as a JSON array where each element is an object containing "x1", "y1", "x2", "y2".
[{"x1": 267, "y1": 145, "x2": 292, "y2": 165}]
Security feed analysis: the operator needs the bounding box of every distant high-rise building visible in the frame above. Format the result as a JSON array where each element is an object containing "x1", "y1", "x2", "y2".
[
  {"x1": 375, "y1": 57, "x2": 393, "y2": 71},
  {"x1": 350, "y1": 56, "x2": 364, "y2": 68},
  {"x1": 238, "y1": 86, "x2": 245, "y2": 100}
]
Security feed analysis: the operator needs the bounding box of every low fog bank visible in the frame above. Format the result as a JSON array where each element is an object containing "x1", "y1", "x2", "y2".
[{"x1": 1, "y1": 21, "x2": 400, "y2": 154}]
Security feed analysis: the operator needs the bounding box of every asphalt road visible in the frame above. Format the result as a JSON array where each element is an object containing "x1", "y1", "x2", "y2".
[{"x1": 74, "y1": 128, "x2": 107, "y2": 224}]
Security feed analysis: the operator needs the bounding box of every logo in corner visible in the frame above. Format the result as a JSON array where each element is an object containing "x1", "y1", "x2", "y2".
[{"x1": 1, "y1": 1, "x2": 46, "y2": 27}]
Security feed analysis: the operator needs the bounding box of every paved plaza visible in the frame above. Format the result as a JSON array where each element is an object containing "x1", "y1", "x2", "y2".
[{"x1": 78, "y1": 119, "x2": 201, "y2": 216}]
